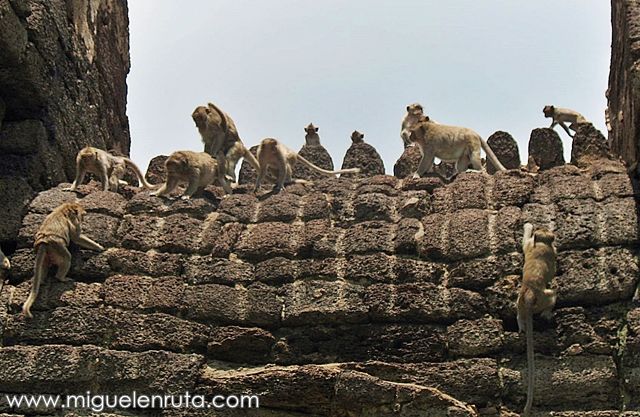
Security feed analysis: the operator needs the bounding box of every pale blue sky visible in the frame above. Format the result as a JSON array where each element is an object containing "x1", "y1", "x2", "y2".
[{"x1": 128, "y1": 1, "x2": 611, "y2": 174}]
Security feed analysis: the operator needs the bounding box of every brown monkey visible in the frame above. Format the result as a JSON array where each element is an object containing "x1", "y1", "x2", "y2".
[
  {"x1": 64, "y1": 147, "x2": 156, "y2": 192},
  {"x1": 516, "y1": 223, "x2": 557, "y2": 416},
  {"x1": 191, "y1": 102, "x2": 260, "y2": 193},
  {"x1": 543, "y1": 105, "x2": 589, "y2": 138},
  {"x1": 22, "y1": 202, "x2": 104, "y2": 318},
  {"x1": 150, "y1": 151, "x2": 219, "y2": 199},
  {"x1": 351, "y1": 130, "x2": 365, "y2": 144},
  {"x1": 400, "y1": 103, "x2": 436, "y2": 148},
  {"x1": 0, "y1": 247, "x2": 9, "y2": 271},
  {"x1": 304, "y1": 123, "x2": 321, "y2": 146},
  {"x1": 255, "y1": 138, "x2": 360, "y2": 192},
  {"x1": 408, "y1": 117, "x2": 507, "y2": 177}
]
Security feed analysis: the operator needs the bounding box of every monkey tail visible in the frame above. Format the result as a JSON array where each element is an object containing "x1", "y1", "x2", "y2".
[
  {"x1": 22, "y1": 245, "x2": 47, "y2": 319},
  {"x1": 480, "y1": 139, "x2": 507, "y2": 171},
  {"x1": 243, "y1": 148, "x2": 261, "y2": 172},
  {"x1": 296, "y1": 155, "x2": 361, "y2": 176},
  {"x1": 523, "y1": 310, "x2": 535, "y2": 417},
  {"x1": 123, "y1": 158, "x2": 157, "y2": 190}
]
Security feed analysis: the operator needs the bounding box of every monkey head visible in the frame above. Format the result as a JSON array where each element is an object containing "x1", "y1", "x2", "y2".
[
  {"x1": 406, "y1": 103, "x2": 424, "y2": 116},
  {"x1": 305, "y1": 123, "x2": 319, "y2": 135},
  {"x1": 543, "y1": 105, "x2": 555, "y2": 118},
  {"x1": 533, "y1": 228, "x2": 555, "y2": 245},
  {"x1": 191, "y1": 106, "x2": 211, "y2": 128},
  {"x1": 61, "y1": 202, "x2": 87, "y2": 223},
  {"x1": 351, "y1": 131, "x2": 364, "y2": 143},
  {"x1": 261, "y1": 138, "x2": 279, "y2": 149}
]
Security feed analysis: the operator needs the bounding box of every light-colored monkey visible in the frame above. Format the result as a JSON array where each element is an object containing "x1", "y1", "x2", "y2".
[
  {"x1": 401, "y1": 103, "x2": 428, "y2": 148},
  {"x1": 543, "y1": 105, "x2": 589, "y2": 138},
  {"x1": 351, "y1": 130, "x2": 365, "y2": 144},
  {"x1": 407, "y1": 117, "x2": 506, "y2": 177},
  {"x1": 516, "y1": 223, "x2": 557, "y2": 417},
  {"x1": 150, "y1": 151, "x2": 220, "y2": 200},
  {"x1": 192, "y1": 102, "x2": 260, "y2": 194},
  {"x1": 22, "y1": 202, "x2": 104, "y2": 318},
  {"x1": 64, "y1": 147, "x2": 156, "y2": 192},
  {"x1": 304, "y1": 123, "x2": 321, "y2": 146},
  {"x1": 255, "y1": 138, "x2": 360, "y2": 193}
]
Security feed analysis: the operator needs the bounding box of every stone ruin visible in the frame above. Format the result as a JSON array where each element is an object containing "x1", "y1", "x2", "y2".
[
  {"x1": 1, "y1": 1, "x2": 640, "y2": 416},
  {"x1": 340, "y1": 130, "x2": 385, "y2": 178}
]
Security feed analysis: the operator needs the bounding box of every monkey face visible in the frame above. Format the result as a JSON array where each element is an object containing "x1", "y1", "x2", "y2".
[
  {"x1": 351, "y1": 131, "x2": 364, "y2": 143},
  {"x1": 407, "y1": 103, "x2": 424, "y2": 116},
  {"x1": 191, "y1": 106, "x2": 210, "y2": 128},
  {"x1": 543, "y1": 105, "x2": 554, "y2": 118},
  {"x1": 305, "y1": 123, "x2": 319, "y2": 134}
]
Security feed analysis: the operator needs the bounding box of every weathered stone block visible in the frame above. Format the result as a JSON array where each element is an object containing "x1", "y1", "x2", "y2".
[
  {"x1": 486, "y1": 131, "x2": 520, "y2": 173},
  {"x1": 528, "y1": 128, "x2": 565, "y2": 170}
]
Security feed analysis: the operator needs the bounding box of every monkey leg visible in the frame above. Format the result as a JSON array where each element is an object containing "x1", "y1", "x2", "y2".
[
  {"x1": 457, "y1": 155, "x2": 472, "y2": 173},
  {"x1": 558, "y1": 121, "x2": 573, "y2": 137},
  {"x1": 414, "y1": 149, "x2": 435, "y2": 178},
  {"x1": 216, "y1": 151, "x2": 233, "y2": 194},
  {"x1": 538, "y1": 289, "x2": 556, "y2": 319},
  {"x1": 182, "y1": 170, "x2": 202, "y2": 199},
  {"x1": 99, "y1": 166, "x2": 110, "y2": 192},
  {"x1": 152, "y1": 176, "x2": 179, "y2": 197},
  {"x1": 254, "y1": 164, "x2": 269, "y2": 192},
  {"x1": 51, "y1": 245, "x2": 72, "y2": 282},
  {"x1": 522, "y1": 223, "x2": 534, "y2": 252},
  {"x1": 64, "y1": 168, "x2": 86, "y2": 191}
]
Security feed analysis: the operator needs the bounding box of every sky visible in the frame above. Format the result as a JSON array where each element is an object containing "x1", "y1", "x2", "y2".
[{"x1": 127, "y1": 1, "x2": 611, "y2": 174}]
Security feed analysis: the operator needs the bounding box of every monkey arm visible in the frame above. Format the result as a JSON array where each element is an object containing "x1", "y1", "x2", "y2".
[
  {"x1": 522, "y1": 223, "x2": 534, "y2": 252},
  {"x1": 70, "y1": 225, "x2": 104, "y2": 251}
]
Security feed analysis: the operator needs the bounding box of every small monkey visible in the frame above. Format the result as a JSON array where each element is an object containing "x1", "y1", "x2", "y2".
[
  {"x1": 0, "y1": 247, "x2": 9, "y2": 271},
  {"x1": 543, "y1": 105, "x2": 589, "y2": 138},
  {"x1": 255, "y1": 138, "x2": 360, "y2": 192},
  {"x1": 64, "y1": 147, "x2": 155, "y2": 192},
  {"x1": 192, "y1": 102, "x2": 261, "y2": 193},
  {"x1": 351, "y1": 130, "x2": 365, "y2": 144},
  {"x1": 304, "y1": 123, "x2": 321, "y2": 146},
  {"x1": 22, "y1": 202, "x2": 104, "y2": 318},
  {"x1": 401, "y1": 103, "x2": 428, "y2": 148},
  {"x1": 408, "y1": 117, "x2": 507, "y2": 177},
  {"x1": 517, "y1": 223, "x2": 557, "y2": 417},
  {"x1": 151, "y1": 150, "x2": 219, "y2": 199}
]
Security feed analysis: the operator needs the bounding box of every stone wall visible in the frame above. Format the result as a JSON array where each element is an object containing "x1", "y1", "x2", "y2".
[
  {"x1": 0, "y1": 147, "x2": 638, "y2": 415},
  {"x1": 608, "y1": 0, "x2": 640, "y2": 164},
  {"x1": 0, "y1": 0, "x2": 130, "y2": 245}
]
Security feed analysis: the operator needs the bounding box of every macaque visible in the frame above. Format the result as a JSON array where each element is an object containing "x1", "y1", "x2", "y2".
[
  {"x1": 516, "y1": 223, "x2": 557, "y2": 416},
  {"x1": 0, "y1": 247, "x2": 9, "y2": 271},
  {"x1": 407, "y1": 117, "x2": 507, "y2": 177},
  {"x1": 255, "y1": 138, "x2": 360, "y2": 192},
  {"x1": 304, "y1": 123, "x2": 321, "y2": 146},
  {"x1": 543, "y1": 105, "x2": 589, "y2": 138},
  {"x1": 401, "y1": 103, "x2": 427, "y2": 148},
  {"x1": 22, "y1": 202, "x2": 104, "y2": 318},
  {"x1": 192, "y1": 102, "x2": 260, "y2": 193},
  {"x1": 150, "y1": 151, "x2": 219, "y2": 199},
  {"x1": 64, "y1": 147, "x2": 155, "y2": 192},
  {"x1": 351, "y1": 130, "x2": 365, "y2": 144}
]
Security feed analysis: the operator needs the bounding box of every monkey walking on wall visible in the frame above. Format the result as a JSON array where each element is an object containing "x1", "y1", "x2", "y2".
[
  {"x1": 192, "y1": 102, "x2": 261, "y2": 194},
  {"x1": 151, "y1": 150, "x2": 220, "y2": 199},
  {"x1": 407, "y1": 116, "x2": 506, "y2": 177},
  {"x1": 516, "y1": 223, "x2": 557, "y2": 416},
  {"x1": 64, "y1": 147, "x2": 156, "y2": 193},
  {"x1": 22, "y1": 202, "x2": 104, "y2": 318},
  {"x1": 542, "y1": 105, "x2": 589, "y2": 138},
  {"x1": 255, "y1": 138, "x2": 360, "y2": 193}
]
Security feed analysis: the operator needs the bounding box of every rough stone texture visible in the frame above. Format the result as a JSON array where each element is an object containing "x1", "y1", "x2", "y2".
[
  {"x1": 571, "y1": 123, "x2": 615, "y2": 167},
  {"x1": 340, "y1": 141, "x2": 385, "y2": 178},
  {"x1": 145, "y1": 154, "x2": 167, "y2": 185},
  {"x1": 486, "y1": 131, "x2": 520, "y2": 173},
  {"x1": 529, "y1": 128, "x2": 565, "y2": 170},
  {"x1": 608, "y1": 0, "x2": 640, "y2": 164},
  {"x1": 292, "y1": 144, "x2": 335, "y2": 181},
  {"x1": 1, "y1": 154, "x2": 637, "y2": 415},
  {"x1": 0, "y1": 0, "x2": 130, "y2": 244},
  {"x1": 394, "y1": 145, "x2": 422, "y2": 178}
]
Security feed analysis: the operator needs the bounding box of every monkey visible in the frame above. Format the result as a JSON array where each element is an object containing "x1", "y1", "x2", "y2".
[
  {"x1": 401, "y1": 103, "x2": 427, "y2": 148},
  {"x1": 304, "y1": 123, "x2": 321, "y2": 146},
  {"x1": 64, "y1": 147, "x2": 156, "y2": 193},
  {"x1": 255, "y1": 138, "x2": 360, "y2": 193},
  {"x1": 407, "y1": 117, "x2": 507, "y2": 178},
  {"x1": 150, "y1": 150, "x2": 220, "y2": 199},
  {"x1": 191, "y1": 102, "x2": 261, "y2": 194},
  {"x1": 516, "y1": 223, "x2": 557, "y2": 417},
  {"x1": 543, "y1": 105, "x2": 589, "y2": 138},
  {"x1": 351, "y1": 130, "x2": 365, "y2": 144},
  {"x1": 22, "y1": 202, "x2": 104, "y2": 318}
]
